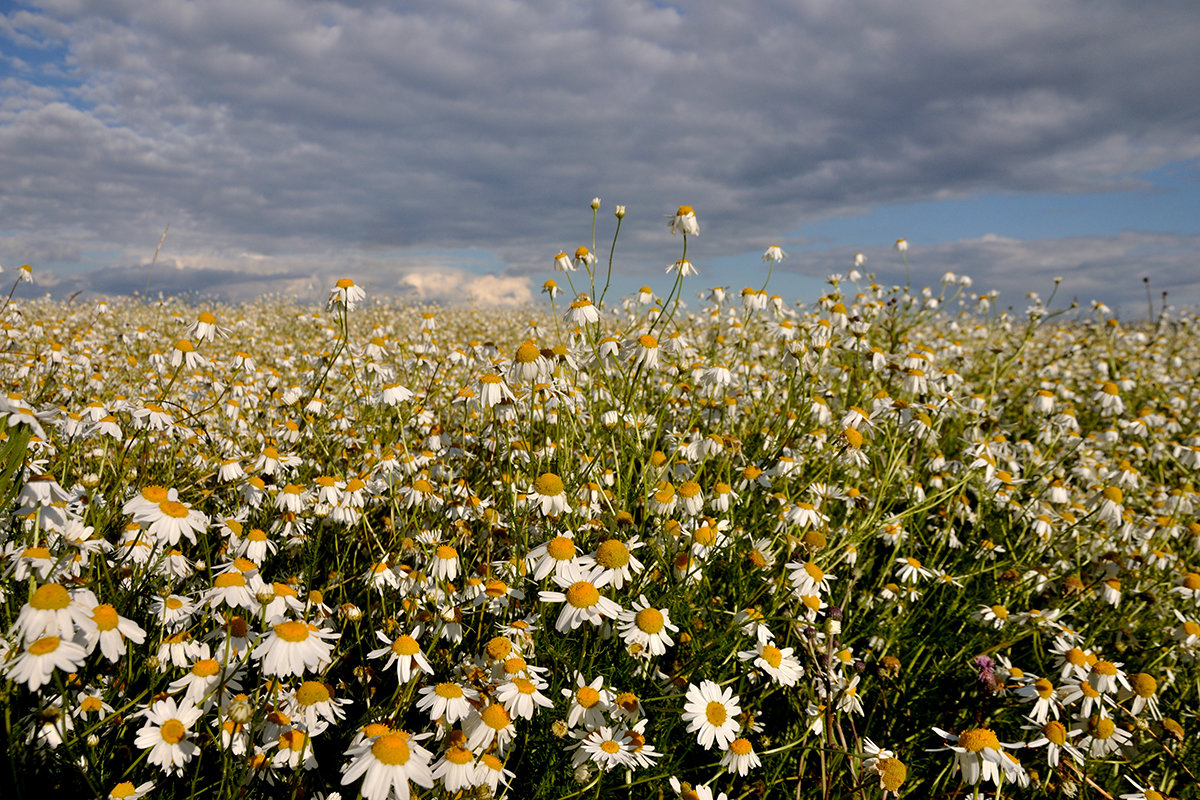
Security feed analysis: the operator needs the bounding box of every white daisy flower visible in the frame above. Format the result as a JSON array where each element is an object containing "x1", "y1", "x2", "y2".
[
  {"x1": 340, "y1": 730, "x2": 435, "y2": 800},
  {"x1": 681, "y1": 680, "x2": 741, "y2": 750},
  {"x1": 134, "y1": 697, "x2": 203, "y2": 776}
]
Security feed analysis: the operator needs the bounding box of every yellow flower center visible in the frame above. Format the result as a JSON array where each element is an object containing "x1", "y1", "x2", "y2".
[
  {"x1": 676, "y1": 205, "x2": 694, "y2": 216},
  {"x1": 214, "y1": 572, "x2": 246, "y2": 588},
  {"x1": 513, "y1": 677, "x2": 536, "y2": 695},
  {"x1": 1064, "y1": 647, "x2": 1087, "y2": 666},
  {"x1": 635, "y1": 607, "x2": 665, "y2": 634},
  {"x1": 804, "y1": 562, "x2": 824, "y2": 583},
  {"x1": 600, "y1": 739, "x2": 621, "y2": 753},
  {"x1": 435, "y1": 545, "x2": 458, "y2": 561},
  {"x1": 1034, "y1": 678, "x2": 1054, "y2": 698},
  {"x1": 637, "y1": 334, "x2": 658, "y2": 349},
  {"x1": 486, "y1": 636, "x2": 512, "y2": 660},
  {"x1": 1087, "y1": 716, "x2": 1115, "y2": 739},
  {"x1": 534, "y1": 473, "x2": 564, "y2": 496},
  {"x1": 160, "y1": 719, "x2": 186, "y2": 745},
  {"x1": 878, "y1": 757, "x2": 907, "y2": 791},
  {"x1": 843, "y1": 427, "x2": 864, "y2": 448},
  {"x1": 546, "y1": 536, "x2": 575, "y2": 561},
  {"x1": 515, "y1": 342, "x2": 541, "y2": 364},
  {"x1": 193, "y1": 659, "x2": 220, "y2": 677},
  {"x1": 159, "y1": 500, "x2": 190, "y2": 519},
  {"x1": 678, "y1": 481, "x2": 701, "y2": 499},
  {"x1": 761, "y1": 645, "x2": 784, "y2": 669},
  {"x1": 109, "y1": 781, "x2": 138, "y2": 798},
  {"x1": 1101, "y1": 485, "x2": 1123, "y2": 503},
  {"x1": 446, "y1": 745, "x2": 473, "y2": 765},
  {"x1": 1182, "y1": 572, "x2": 1200, "y2": 591},
  {"x1": 296, "y1": 681, "x2": 331, "y2": 706},
  {"x1": 391, "y1": 635, "x2": 419, "y2": 656},
  {"x1": 28, "y1": 636, "x2": 61, "y2": 656},
  {"x1": 576, "y1": 686, "x2": 600, "y2": 708},
  {"x1": 273, "y1": 621, "x2": 310, "y2": 642},
  {"x1": 957, "y1": 728, "x2": 1000, "y2": 753},
  {"x1": 435, "y1": 682, "x2": 464, "y2": 699},
  {"x1": 595, "y1": 539, "x2": 630, "y2": 569},
  {"x1": 371, "y1": 732, "x2": 411, "y2": 765},
  {"x1": 566, "y1": 581, "x2": 600, "y2": 608},
  {"x1": 1042, "y1": 720, "x2": 1067, "y2": 745},
  {"x1": 30, "y1": 583, "x2": 71, "y2": 611},
  {"x1": 481, "y1": 703, "x2": 511, "y2": 731},
  {"x1": 1092, "y1": 660, "x2": 1118, "y2": 676},
  {"x1": 335, "y1": 278, "x2": 355, "y2": 290},
  {"x1": 729, "y1": 737, "x2": 752, "y2": 755},
  {"x1": 705, "y1": 701, "x2": 727, "y2": 726},
  {"x1": 141, "y1": 485, "x2": 170, "y2": 503},
  {"x1": 1129, "y1": 672, "x2": 1157, "y2": 698}
]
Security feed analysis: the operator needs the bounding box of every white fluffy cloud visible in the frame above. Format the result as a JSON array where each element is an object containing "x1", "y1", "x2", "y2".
[{"x1": 1, "y1": 0, "x2": 1198, "y2": 307}]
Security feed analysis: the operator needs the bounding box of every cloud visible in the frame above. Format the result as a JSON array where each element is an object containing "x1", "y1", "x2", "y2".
[
  {"x1": 775, "y1": 230, "x2": 1200, "y2": 316},
  {"x1": 1, "y1": 0, "x2": 1198, "y2": 307},
  {"x1": 398, "y1": 269, "x2": 532, "y2": 307}
]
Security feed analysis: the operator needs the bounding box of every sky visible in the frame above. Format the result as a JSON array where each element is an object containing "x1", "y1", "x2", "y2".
[{"x1": 2, "y1": 0, "x2": 1199, "y2": 315}]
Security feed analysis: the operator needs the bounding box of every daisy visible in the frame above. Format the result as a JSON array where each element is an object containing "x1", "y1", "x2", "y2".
[
  {"x1": 340, "y1": 730, "x2": 435, "y2": 800},
  {"x1": 669, "y1": 205, "x2": 700, "y2": 236},
  {"x1": 737, "y1": 639, "x2": 803, "y2": 686},
  {"x1": 930, "y1": 727, "x2": 1025, "y2": 787},
  {"x1": 526, "y1": 533, "x2": 580, "y2": 580},
  {"x1": 539, "y1": 564, "x2": 622, "y2": 633},
  {"x1": 429, "y1": 544, "x2": 460, "y2": 581},
  {"x1": 476, "y1": 753, "x2": 515, "y2": 794},
  {"x1": 681, "y1": 680, "x2": 741, "y2": 750},
  {"x1": 563, "y1": 674, "x2": 613, "y2": 730},
  {"x1": 252, "y1": 620, "x2": 338, "y2": 677},
  {"x1": 272, "y1": 728, "x2": 317, "y2": 771},
  {"x1": 328, "y1": 278, "x2": 366, "y2": 311},
  {"x1": 721, "y1": 737, "x2": 761, "y2": 776},
  {"x1": 368, "y1": 630, "x2": 434, "y2": 684},
  {"x1": 617, "y1": 596, "x2": 678, "y2": 657},
  {"x1": 583, "y1": 536, "x2": 645, "y2": 589},
  {"x1": 861, "y1": 738, "x2": 907, "y2": 794},
  {"x1": 1072, "y1": 714, "x2": 1133, "y2": 757},
  {"x1": 107, "y1": 781, "x2": 155, "y2": 799},
  {"x1": 10, "y1": 582, "x2": 93, "y2": 643},
  {"x1": 494, "y1": 674, "x2": 554, "y2": 720},
  {"x1": 465, "y1": 702, "x2": 517, "y2": 754},
  {"x1": 668, "y1": 777, "x2": 727, "y2": 800},
  {"x1": 416, "y1": 681, "x2": 478, "y2": 725},
  {"x1": 144, "y1": 498, "x2": 209, "y2": 546},
  {"x1": 134, "y1": 697, "x2": 203, "y2": 776},
  {"x1": 431, "y1": 745, "x2": 478, "y2": 793},
  {"x1": 787, "y1": 560, "x2": 835, "y2": 598},
  {"x1": 571, "y1": 726, "x2": 633, "y2": 772},
  {"x1": 1023, "y1": 719, "x2": 1083, "y2": 767},
  {"x1": 528, "y1": 472, "x2": 571, "y2": 515},
  {"x1": 5, "y1": 634, "x2": 88, "y2": 691},
  {"x1": 289, "y1": 680, "x2": 350, "y2": 735}
]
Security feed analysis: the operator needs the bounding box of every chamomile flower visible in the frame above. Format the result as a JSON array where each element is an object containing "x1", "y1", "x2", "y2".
[
  {"x1": 369, "y1": 629, "x2": 434, "y2": 684},
  {"x1": 5, "y1": 634, "x2": 89, "y2": 691},
  {"x1": 539, "y1": 564, "x2": 622, "y2": 633},
  {"x1": 681, "y1": 680, "x2": 741, "y2": 750},
  {"x1": 669, "y1": 205, "x2": 700, "y2": 236},
  {"x1": 328, "y1": 278, "x2": 366, "y2": 311},
  {"x1": 134, "y1": 697, "x2": 203, "y2": 776},
  {"x1": 737, "y1": 639, "x2": 803, "y2": 686},
  {"x1": 528, "y1": 472, "x2": 571, "y2": 516},
  {"x1": 416, "y1": 681, "x2": 478, "y2": 725},
  {"x1": 340, "y1": 730, "x2": 435, "y2": 800},
  {"x1": 931, "y1": 727, "x2": 1025, "y2": 787},
  {"x1": 617, "y1": 596, "x2": 678, "y2": 657},
  {"x1": 252, "y1": 620, "x2": 339, "y2": 677}
]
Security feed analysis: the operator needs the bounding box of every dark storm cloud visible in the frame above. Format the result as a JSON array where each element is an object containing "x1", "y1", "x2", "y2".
[{"x1": 1, "y1": 0, "x2": 1198, "y2": 303}]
